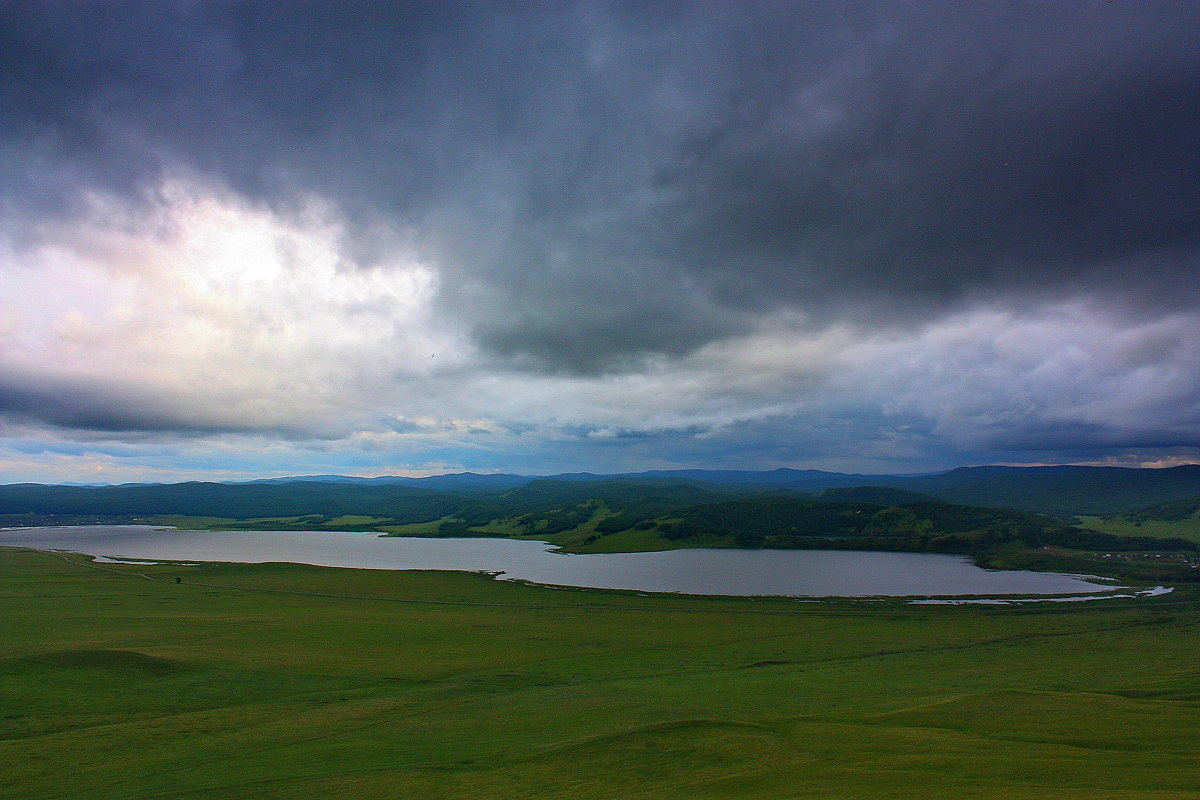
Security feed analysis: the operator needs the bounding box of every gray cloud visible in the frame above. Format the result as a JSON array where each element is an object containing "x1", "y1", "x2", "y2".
[
  {"x1": 0, "y1": 373, "x2": 250, "y2": 435},
  {"x1": 3, "y1": 1, "x2": 1200, "y2": 477},
  {"x1": 6, "y1": 1, "x2": 1198, "y2": 372}
]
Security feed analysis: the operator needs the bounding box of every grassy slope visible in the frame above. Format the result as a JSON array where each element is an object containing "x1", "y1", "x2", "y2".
[
  {"x1": 1, "y1": 547, "x2": 1198, "y2": 799},
  {"x1": 1078, "y1": 514, "x2": 1200, "y2": 544},
  {"x1": 1076, "y1": 494, "x2": 1200, "y2": 544}
]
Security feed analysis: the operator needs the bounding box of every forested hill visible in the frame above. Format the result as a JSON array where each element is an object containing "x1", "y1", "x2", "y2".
[
  {"x1": 5, "y1": 463, "x2": 1200, "y2": 518},
  {"x1": 0, "y1": 481, "x2": 467, "y2": 521},
  {"x1": 878, "y1": 465, "x2": 1200, "y2": 516},
  {"x1": 542, "y1": 464, "x2": 1200, "y2": 514}
]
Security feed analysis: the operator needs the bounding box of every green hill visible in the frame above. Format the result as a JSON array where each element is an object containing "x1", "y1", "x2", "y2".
[
  {"x1": 1076, "y1": 495, "x2": 1200, "y2": 546},
  {"x1": 811, "y1": 486, "x2": 940, "y2": 505},
  {"x1": 889, "y1": 465, "x2": 1200, "y2": 516},
  {"x1": 1123, "y1": 496, "x2": 1200, "y2": 523}
]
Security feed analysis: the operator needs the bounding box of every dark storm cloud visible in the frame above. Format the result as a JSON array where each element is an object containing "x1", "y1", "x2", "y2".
[
  {"x1": 0, "y1": 374, "x2": 214, "y2": 433},
  {"x1": 4, "y1": 1, "x2": 1199, "y2": 371}
]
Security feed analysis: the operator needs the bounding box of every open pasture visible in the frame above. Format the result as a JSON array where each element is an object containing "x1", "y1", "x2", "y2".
[{"x1": 1, "y1": 547, "x2": 1197, "y2": 799}]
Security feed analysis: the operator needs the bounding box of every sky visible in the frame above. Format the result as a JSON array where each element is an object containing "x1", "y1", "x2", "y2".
[{"x1": 2, "y1": 1, "x2": 1200, "y2": 483}]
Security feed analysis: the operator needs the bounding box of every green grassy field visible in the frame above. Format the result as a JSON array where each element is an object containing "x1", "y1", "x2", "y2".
[
  {"x1": 1, "y1": 546, "x2": 1198, "y2": 799},
  {"x1": 1078, "y1": 514, "x2": 1200, "y2": 544}
]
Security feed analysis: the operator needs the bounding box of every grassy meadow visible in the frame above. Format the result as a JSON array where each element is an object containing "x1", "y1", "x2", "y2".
[
  {"x1": 1078, "y1": 513, "x2": 1200, "y2": 544},
  {"x1": 1, "y1": 545, "x2": 1198, "y2": 799}
]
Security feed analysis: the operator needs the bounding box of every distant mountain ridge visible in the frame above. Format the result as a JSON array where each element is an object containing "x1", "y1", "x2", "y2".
[
  {"x1": 234, "y1": 467, "x2": 938, "y2": 492},
  {"x1": 12, "y1": 464, "x2": 1198, "y2": 518},
  {"x1": 242, "y1": 473, "x2": 532, "y2": 490},
  {"x1": 236, "y1": 465, "x2": 1200, "y2": 515}
]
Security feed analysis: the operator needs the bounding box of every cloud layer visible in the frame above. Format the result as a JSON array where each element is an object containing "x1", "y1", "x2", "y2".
[{"x1": 2, "y1": 2, "x2": 1199, "y2": 481}]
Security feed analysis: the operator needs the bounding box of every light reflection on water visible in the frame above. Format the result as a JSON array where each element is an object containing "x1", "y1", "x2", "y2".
[{"x1": 0, "y1": 525, "x2": 1113, "y2": 598}]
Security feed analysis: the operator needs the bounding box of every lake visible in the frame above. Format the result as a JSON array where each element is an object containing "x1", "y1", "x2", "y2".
[{"x1": 0, "y1": 525, "x2": 1111, "y2": 597}]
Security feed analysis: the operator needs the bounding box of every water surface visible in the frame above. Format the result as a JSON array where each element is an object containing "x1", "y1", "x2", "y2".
[{"x1": 0, "y1": 525, "x2": 1110, "y2": 597}]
